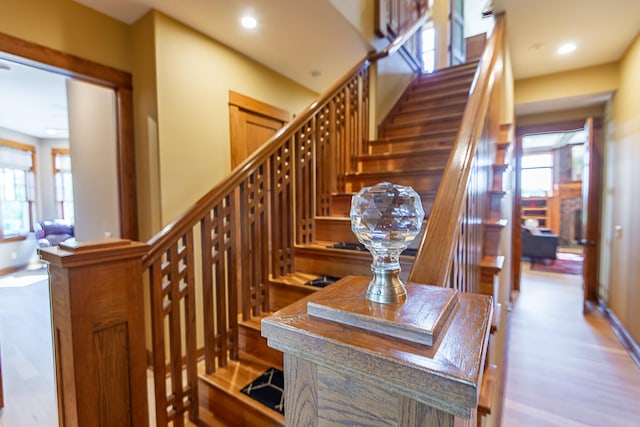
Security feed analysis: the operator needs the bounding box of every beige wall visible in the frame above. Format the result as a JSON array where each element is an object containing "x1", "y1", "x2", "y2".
[
  {"x1": 515, "y1": 63, "x2": 619, "y2": 107},
  {"x1": 1, "y1": 0, "x2": 131, "y2": 72},
  {"x1": 151, "y1": 12, "x2": 318, "y2": 225},
  {"x1": 130, "y1": 12, "x2": 162, "y2": 241},
  {"x1": 607, "y1": 34, "x2": 640, "y2": 342}
]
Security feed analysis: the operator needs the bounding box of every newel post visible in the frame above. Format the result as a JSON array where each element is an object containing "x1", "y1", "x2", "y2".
[
  {"x1": 262, "y1": 276, "x2": 493, "y2": 426},
  {"x1": 39, "y1": 239, "x2": 149, "y2": 427}
]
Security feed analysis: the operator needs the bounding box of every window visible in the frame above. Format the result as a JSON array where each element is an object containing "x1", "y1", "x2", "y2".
[
  {"x1": 0, "y1": 141, "x2": 36, "y2": 238},
  {"x1": 421, "y1": 23, "x2": 435, "y2": 73},
  {"x1": 52, "y1": 148, "x2": 74, "y2": 223},
  {"x1": 521, "y1": 153, "x2": 553, "y2": 197}
]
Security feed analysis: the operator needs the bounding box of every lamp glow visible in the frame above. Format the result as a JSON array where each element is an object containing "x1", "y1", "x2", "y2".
[
  {"x1": 241, "y1": 16, "x2": 257, "y2": 29},
  {"x1": 557, "y1": 43, "x2": 576, "y2": 55}
]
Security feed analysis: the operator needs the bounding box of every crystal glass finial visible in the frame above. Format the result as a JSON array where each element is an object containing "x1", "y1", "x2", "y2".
[{"x1": 350, "y1": 182, "x2": 424, "y2": 303}]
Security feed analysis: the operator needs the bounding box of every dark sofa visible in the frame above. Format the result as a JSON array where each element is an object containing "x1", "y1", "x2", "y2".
[{"x1": 521, "y1": 227, "x2": 559, "y2": 262}]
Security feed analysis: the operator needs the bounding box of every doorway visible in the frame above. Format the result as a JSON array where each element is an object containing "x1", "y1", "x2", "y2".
[
  {"x1": 513, "y1": 118, "x2": 603, "y2": 310},
  {"x1": 0, "y1": 32, "x2": 137, "y2": 425},
  {"x1": 228, "y1": 91, "x2": 289, "y2": 169},
  {"x1": 0, "y1": 32, "x2": 137, "y2": 240}
]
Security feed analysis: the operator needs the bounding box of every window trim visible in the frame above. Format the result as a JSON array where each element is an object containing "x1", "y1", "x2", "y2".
[
  {"x1": 51, "y1": 147, "x2": 73, "y2": 221},
  {"x1": 521, "y1": 150, "x2": 554, "y2": 197},
  {"x1": 0, "y1": 139, "x2": 37, "y2": 239}
]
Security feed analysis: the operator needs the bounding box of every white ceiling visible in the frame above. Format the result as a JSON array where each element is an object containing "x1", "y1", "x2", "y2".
[{"x1": 1, "y1": 0, "x2": 639, "y2": 140}]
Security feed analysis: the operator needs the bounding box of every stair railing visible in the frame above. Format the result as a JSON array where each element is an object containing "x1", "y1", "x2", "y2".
[
  {"x1": 141, "y1": 8, "x2": 431, "y2": 426},
  {"x1": 408, "y1": 14, "x2": 505, "y2": 291}
]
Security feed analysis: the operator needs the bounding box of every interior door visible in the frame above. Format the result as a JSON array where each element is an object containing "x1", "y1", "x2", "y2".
[
  {"x1": 581, "y1": 117, "x2": 602, "y2": 312},
  {"x1": 229, "y1": 91, "x2": 289, "y2": 169}
]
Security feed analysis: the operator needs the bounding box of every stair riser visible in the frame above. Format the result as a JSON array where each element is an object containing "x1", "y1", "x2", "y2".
[
  {"x1": 380, "y1": 118, "x2": 462, "y2": 139},
  {"x1": 415, "y1": 63, "x2": 477, "y2": 83},
  {"x1": 268, "y1": 281, "x2": 317, "y2": 312},
  {"x1": 314, "y1": 219, "x2": 359, "y2": 245},
  {"x1": 330, "y1": 194, "x2": 435, "y2": 217},
  {"x1": 414, "y1": 70, "x2": 476, "y2": 87},
  {"x1": 406, "y1": 82, "x2": 471, "y2": 100},
  {"x1": 368, "y1": 136, "x2": 454, "y2": 154},
  {"x1": 238, "y1": 324, "x2": 283, "y2": 369},
  {"x1": 315, "y1": 219, "x2": 427, "y2": 250},
  {"x1": 391, "y1": 103, "x2": 466, "y2": 124},
  {"x1": 357, "y1": 151, "x2": 450, "y2": 172},
  {"x1": 389, "y1": 97, "x2": 467, "y2": 123},
  {"x1": 295, "y1": 248, "x2": 414, "y2": 280},
  {"x1": 345, "y1": 173, "x2": 441, "y2": 194},
  {"x1": 199, "y1": 379, "x2": 284, "y2": 427}
]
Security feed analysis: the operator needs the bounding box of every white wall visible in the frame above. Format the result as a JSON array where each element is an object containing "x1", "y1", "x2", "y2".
[{"x1": 66, "y1": 79, "x2": 120, "y2": 241}]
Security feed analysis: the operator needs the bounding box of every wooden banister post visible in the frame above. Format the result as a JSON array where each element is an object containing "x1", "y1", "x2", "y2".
[
  {"x1": 262, "y1": 275, "x2": 492, "y2": 426},
  {"x1": 39, "y1": 239, "x2": 149, "y2": 427}
]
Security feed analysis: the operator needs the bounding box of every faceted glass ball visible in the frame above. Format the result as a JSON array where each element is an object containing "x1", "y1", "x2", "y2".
[{"x1": 350, "y1": 182, "x2": 425, "y2": 254}]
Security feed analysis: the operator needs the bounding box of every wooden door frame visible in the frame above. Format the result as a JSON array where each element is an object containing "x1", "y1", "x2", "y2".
[
  {"x1": 582, "y1": 117, "x2": 603, "y2": 310},
  {"x1": 512, "y1": 119, "x2": 596, "y2": 297},
  {"x1": 0, "y1": 32, "x2": 138, "y2": 240}
]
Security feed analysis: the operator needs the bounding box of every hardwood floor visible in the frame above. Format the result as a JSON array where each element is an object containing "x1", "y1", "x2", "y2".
[
  {"x1": 2, "y1": 265, "x2": 640, "y2": 426},
  {"x1": 0, "y1": 267, "x2": 57, "y2": 427},
  {"x1": 503, "y1": 263, "x2": 640, "y2": 426}
]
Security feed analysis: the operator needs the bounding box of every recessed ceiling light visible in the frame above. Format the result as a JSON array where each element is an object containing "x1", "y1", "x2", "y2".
[
  {"x1": 46, "y1": 129, "x2": 58, "y2": 135},
  {"x1": 241, "y1": 15, "x2": 257, "y2": 29},
  {"x1": 557, "y1": 43, "x2": 576, "y2": 55}
]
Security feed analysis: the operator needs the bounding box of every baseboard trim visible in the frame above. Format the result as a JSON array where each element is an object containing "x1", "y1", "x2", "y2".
[
  {"x1": 599, "y1": 299, "x2": 640, "y2": 369},
  {"x1": 0, "y1": 263, "x2": 29, "y2": 277}
]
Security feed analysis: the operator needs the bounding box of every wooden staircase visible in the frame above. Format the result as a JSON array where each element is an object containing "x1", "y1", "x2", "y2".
[
  {"x1": 141, "y1": 11, "x2": 508, "y2": 427},
  {"x1": 197, "y1": 62, "x2": 479, "y2": 426},
  {"x1": 293, "y1": 61, "x2": 477, "y2": 284}
]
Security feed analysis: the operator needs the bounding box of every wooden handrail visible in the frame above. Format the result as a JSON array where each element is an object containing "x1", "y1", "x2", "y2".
[
  {"x1": 370, "y1": 10, "x2": 431, "y2": 62},
  {"x1": 409, "y1": 14, "x2": 505, "y2": 287}
]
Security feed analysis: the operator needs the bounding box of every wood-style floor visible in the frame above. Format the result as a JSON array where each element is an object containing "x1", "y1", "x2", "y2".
[
  {"x1": 0, "y1": 267, "x2": 57, "y2": 427},
  {"x1": 1, "y1": 264, "x2": 639, "y2": 426},
  {"x1": 503, "y1": 263, "x2": 640, "y2": 426}
]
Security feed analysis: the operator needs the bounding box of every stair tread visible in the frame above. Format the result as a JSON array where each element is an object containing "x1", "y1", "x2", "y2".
[
  {"x1": 382, "y1": 113, "x2": 463, "y2": 130},
  {"x1": 357, "y1": 146, "x2": 451, "y2": 160},
  {"x1": 396, "y1": 97, "x2": 467, "y2": 114},
  {"x1": 199, "y1": 353, "x2": 285, "y2": 424}
]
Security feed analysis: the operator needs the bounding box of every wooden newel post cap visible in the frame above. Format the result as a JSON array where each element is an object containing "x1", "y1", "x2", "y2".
[
  {"x1": 38, "y1": 238, "x2": 149, "y2": 267},
  {"x1": 262, "y1": 275, "x2": 493, "y2": 424}
]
